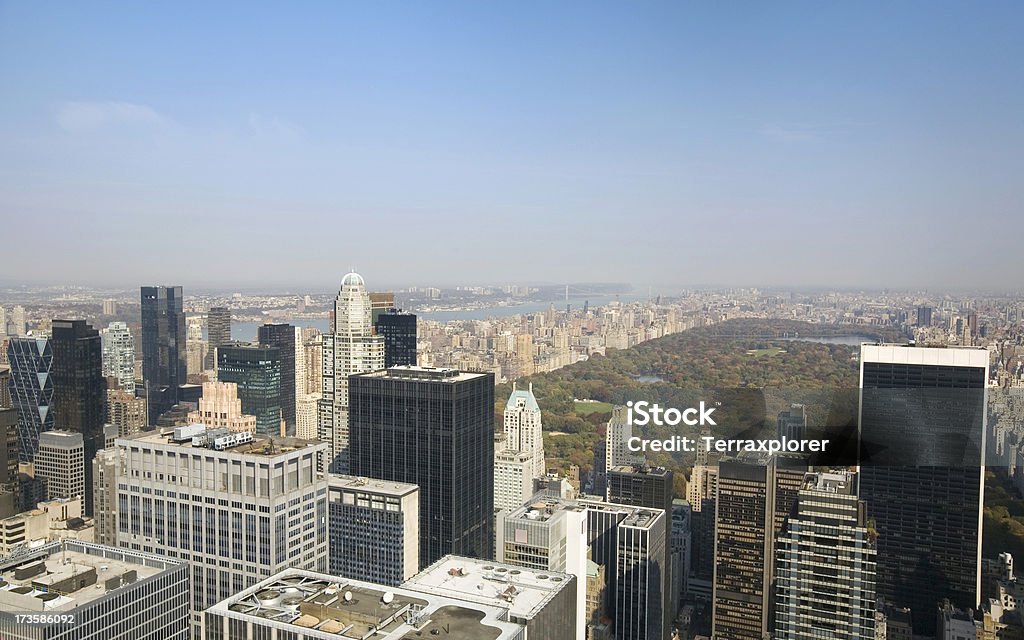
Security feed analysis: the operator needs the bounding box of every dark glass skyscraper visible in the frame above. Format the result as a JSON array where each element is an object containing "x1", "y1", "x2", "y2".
[
  {"x1": 216, "y1": 344, "x2": 283, "y2": 436},
  {"x1": 206, "y1": 306, "x2": 231, "y2": 369},
  {"x1": 349, "y1": 366, "x2": 494, "y2": 566},
  {"x1": 858, "y1": 344, "x2": 988, "y2": 636},
  {"x1": 375, "y1": 310, "x2": 417, "y2": 367},
  {"x1": 7, "y1": 336, "x2": 54, "y2": 462},
  {"x1": 50, "y1": 319, "x2": 106, "y2": 515},
  {"x1": 257, "y1": 324, "x2": 296, "y2": 433},
  {"x1": 141, "y1": 286, "x2": 187, "y2": 424}
]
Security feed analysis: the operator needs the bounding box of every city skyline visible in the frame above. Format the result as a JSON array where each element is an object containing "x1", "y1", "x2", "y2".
[{"x1": 2, "y1": 3, "x2": 1023, "y2": 289}]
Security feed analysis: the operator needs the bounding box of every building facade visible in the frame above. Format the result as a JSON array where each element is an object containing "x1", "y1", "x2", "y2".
[
  {"x1": 327, "y1": 474, "x2": 419, "y2": 585},
  {"x1": 319, "y1": 272, "x2": 384, "y2": 473},
  {"x1": 216, "y1": 344, "x2": 283, "y2": 436},
  {"x1": 257, "y1": 323, "x2": 298, "y2": 434},
  {"x1": 775, "y1": 470, "x2": 877, "y2": 640},
  {"x1": 35, "y1": 430, "x2": 85, "y2": 502},
  {"x1": 101, "y1": 321, "x2": 136, "y2": 394},
  {"x1": 858, "y1": 344, "x2": 989, "y2": 636},
  {"x1": 349, "y1": 366, "x2": 494, "y2": 566},
  {"x1": 186, "y1": 380, "x2": 257, "y2": 433},
  {"x1": 7, "y1": 336, "x2": 54, "y2": 462},
  {"x1": 141, "y1": 286, "x2": 187, "y2": 424},
  {"x1": 115, "y1": 427, "x2": 329, "y2": 631},
  {"x1": 494, "y1": 383, "x2": 546, "y2": 514},
  {"x1": 375, "y1": 310, "x2": 418, "y2": 367}
]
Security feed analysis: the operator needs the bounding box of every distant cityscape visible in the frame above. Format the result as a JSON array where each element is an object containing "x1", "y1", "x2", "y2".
[{"x1": 0, "y1": 277, "x2": 1022, "y2": 640}]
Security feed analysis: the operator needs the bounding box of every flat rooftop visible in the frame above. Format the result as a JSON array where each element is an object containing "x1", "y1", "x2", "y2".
[
  {"x1": 357, "y1": 366, "x2": 489, "y2": 383},
  {"x1": 207, "y1": 569, "x2": 522, "y2": 640},
  {"x1": 327, "y1": 474, "x2": 419, "y2": 498},
  {"x1": 607, "y1": 464, "x2": 671, "y2": 477},
  {"x1": 118, "y1": 430, "x2": 322, "y2": 457},
  {"x1": 0, "y1": 541, "x2": 178, "y2": 613},
  {"x1": 403, "y1": 555, "x2": 573, "y2": 620}
]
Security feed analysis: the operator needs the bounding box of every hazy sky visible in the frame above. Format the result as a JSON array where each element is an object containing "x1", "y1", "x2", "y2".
[{"x1": 1, "y1": 2, "x2": 1021, "y2": 291}]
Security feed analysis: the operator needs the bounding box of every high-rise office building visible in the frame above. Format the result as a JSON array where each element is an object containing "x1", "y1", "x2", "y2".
[
  {"x1": 205, "y1": 306, "x2": 231, "y2": 370},
  {"x1": 669, "y1": 499, "x2": 691, "y2": 613},
  {"x1": 375, "y1": 310, "x2": 418, "y2": 367},
  {"x1": 775, "y1": 470, "x2": 877, "y2": 640},
  {"x1": 917, "y1": 306, "x2": 933, "y2": 327},
  {"x1": 106, "y1": 388, "x2": 147, "y2": 436},
  {"x1": 327, "y1": 474, "x2": 420, "y2": 585},
  {"x1": 257, "y1": 323, "x2": 297, "y2": 433},
  {"x1": 34, "y1": 430, "x2": 86, "y2": 502},
  {"x1": 606, "y1": 464, "x2": 675, "y2": 635},
  {"x1": 606, "y1": 405, "x2": 641, "y2": 470},
  {"x1": 9, "y1": 305, "x2": 25, "y2": 336},
  {"x1": 777, "y1": 403, "x2": 807, "y2": 442},
  {"x1": 0, "y1": 306, "x2": 5, "y2": 336},
  {"x1": 216, "y1": 343, "x2": 283, "y2": 436},
  {"x1": 349, "y1": 366, "x2": 494, "y2": 566},
  {"x1": 101, "y1": 321, "x2": 136, "y2": 394},
  {"x1": 858, "y1": 344, "x2": 988, "y2": 635},
  {"x1": 368, "y1": 291, "x2": 395, "y2": 324},
  {"x1": 0, "y1": 540, "x2": 190, "y2": 640},
  {"x1": 141, "y1": 286, "x2": 187, "y2": 424},
  {"x1": 115, "y1": 426, "x2": 328, "y2": 631},
  {"x1": 712, "y1": 454, "x2": 805, "y2": 640},
  {"x1": 0, "y1": 408, "x2": 18, "y2": 518},
  {"x1": 7, "y1": 336, "x2": 54, "y2": 462},
  {"x1": 50, "y1": 319, "x2": 106, "y2": 515},
  {"x1": 186, "y1": 380, "x2": 256, "y2": 432},
  {"x1": 184, "y1": 317, "x2": 207, "y2": 377},
  {"x1": 496, "y1": 495, "x2": 590, "y2": 640},
  {"x1": 494, "y1": 383, "x2": 546, "y2": 513},
  {"x1": 0, "y1": 366, "x2": 10, "y2": 408},
  {"x1": 319, "y1": 272, "x2": 384, "y2": 473},
  {"x1": 93, "y1": 446, "x2": 124, "y2": 546}
]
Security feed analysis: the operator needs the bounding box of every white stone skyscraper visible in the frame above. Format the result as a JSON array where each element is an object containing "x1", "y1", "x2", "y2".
[
  {"x1": 101, "y1": 321, "x2": 136, "y2": 393},
  {"x1": 494, "y1": 382, "x2": 546, "y2": 513},
  {"x1": 318, "y1": 272, "x2": 384, "y2": 473},
  {"x1": 606, "y1": 404, "x2": 642, "y2": 470}
]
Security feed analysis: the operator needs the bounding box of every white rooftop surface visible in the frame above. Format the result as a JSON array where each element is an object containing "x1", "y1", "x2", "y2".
[
  {"x1": 861, "y1": 343, "x2": 990, "y2": 368},
  {"x1": 403, "y1": 555, "x2": 572, "y2": 620}
]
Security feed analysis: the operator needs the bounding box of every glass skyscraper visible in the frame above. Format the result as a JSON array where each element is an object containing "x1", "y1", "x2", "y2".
[
  {"x1": 216, "y1": 344, "x2": 283, "y2": 436},
  {"x1": 349, "y1": 366, "x2": 494, "y2": 566},
  {"x1": 858, "y1": 344, "x2": 988, "y2": 636},
  {"x1": 7, "y1": 336, "x2": 54, "y2": 462},
  {"x1": 141, "y1": 286, "x2": 187, "y2": 424}
]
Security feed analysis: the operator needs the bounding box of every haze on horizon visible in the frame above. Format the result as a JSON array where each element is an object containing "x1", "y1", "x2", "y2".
[{"x1": 1, "y1": 2, "x2": 1022, "y2": 291}]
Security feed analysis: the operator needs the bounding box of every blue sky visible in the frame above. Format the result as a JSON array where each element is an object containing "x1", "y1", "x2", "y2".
[{"x1": 1, "y1": 2, "x2": 1021, "y2": 291}]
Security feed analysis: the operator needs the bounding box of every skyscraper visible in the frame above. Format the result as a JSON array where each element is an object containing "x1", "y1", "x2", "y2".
[
  {"x1": 186, "y1": 380, "x2": 256, "y2": 432},
  {"x1": 494, "y1": 382, "x2": 545, "y2": 513},
  {"x1": 606, "y1": 405, "x2": 641, "y2": 470},
  {"x1": 141, "y1": 286, "x2": 186, "y2": 424},
  {"x1": 7, "y1": 336, "x2": 53, "y2": 462},
  {"x1": 50, "y1": 319, "x2": 106, "y2": 515},
  {"x1": 116, "y1": 427, "x2": 328, "y2": 632},
  {"x1": 327, "y1": 474, "x2": 420, "y2": 585},
  {"x1": 216, "y1": 344, "x2": 282, "y2": 436},
  {"x1": 777, "y1": 403, "x2": 807, "y2": 442},
  {"x1": 205, "y1": 306, "x2": 231, "y2": 371},
  {"x1": 349, "y1": 366, "x2": 494, "y2": 566},
  {"x1": 0, "y1": 407, "x2": 18, "y2": 518},
  {"x1": 257, "y1": 323, "x2": 297, "y2": 433},
  {"x1": 858, "y1": 344, "x2": 988, "y2": 635},
  {"x1": 106, "y1": 388, "x2": 147, "y2": 436},
  {"x1": 101, "y1": 321, "x2": 136, "y2": 394},
  {"x1": 711, "y1": 454, "x2": 805, "y2": 640},
  {"x1": 9, "y1": 305, "x2": 25, "y2": 336},
  {"x1": 774, "y1": 470, "x2": 877, "y2": 640},
  {"x1": 93, "y1": 446, "x2": 124, "y2": 546},
  {"x1": 375, "y1": 310, "x2": 418, "y2": 367},
  {"x1": 34, "y1": 430, "x2": 85, "y2": 502},
  {"x1": 319, "y1": 272, "x2": 384, "y2": 473}
]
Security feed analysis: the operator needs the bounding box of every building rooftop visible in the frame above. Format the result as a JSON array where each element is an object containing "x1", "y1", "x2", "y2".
[
  {"x1": 358, "y1": 366, "x2": 489, "y2": 383},
  {"x1": 118, "y1": 427, "x2": 323, "y2": 458},
  {"x1": 607, "y1": 464, "x2": 670, "y2": 477},
  {"x1": 327, "y1": 474, "x2": 419, "y2": 498},
  {"x1": 207, "y1": 568, "x2": 523, "y2": 640},
  {"x1": 403, "y1": 555, "x2": 574, "y2": 622},
  {"x1": 0, "y1": 540, "x2": 181, "y2": 613},
  {"x1": 861, "y1": 343, "x2": 990, "y2": 367}
]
